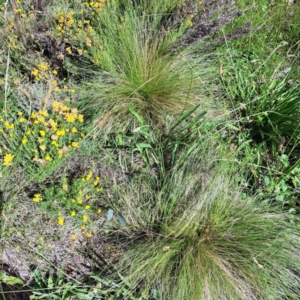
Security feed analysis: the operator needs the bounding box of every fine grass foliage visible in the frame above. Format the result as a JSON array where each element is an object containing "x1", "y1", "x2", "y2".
[
  {"x1": 80, "y1": 0, "x2": 214, "y2": 127},
  {"x1": 114, "y1": 144, "x2": 300, "y2": 299}
]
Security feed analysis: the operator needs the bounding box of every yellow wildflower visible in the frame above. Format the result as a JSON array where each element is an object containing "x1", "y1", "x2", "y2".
[
  {"x1": 19, "y1": 117, "x2": 26, "y2": 123},
  {"x1": 39, "y1": 130, "x2": 46, "y2": 137},
  {"x1": 71, "y1": 127, "x2": 77, "y2": 133},
  {"x1": 81, "y1": 225, "x2": 86, "y2": 230},
  {"x1": 56, "y1": 129, "x2": 65, "y2": 136},
  {"x1": 52, "y1": 70, "x2": 58, "y2": 75},
  {"x1": 93, "y1": 176, "x2": 100, "y2": 186},
  {"x1": 38, "y1": 110, "x2": 48, "y2": 117},
  {"x1": 38, "y1": 63, "x2": 48, "y2": 71},
  {"x1": 82, "y1": 215, "x2": 88, "y2": 222},
  {"x1": 86, "y1": 171, "x2": 92, "y2": 181},
  {"x1": 58, "y1": 217, "x2": 64, "y2": 225},
  {"x1": 85, "y1": 205, "x2": 90, "y2": 210},
  {"x1": 54, "y1": 86, "x2": 61, "y2": 93},
  {"x1": 4, "y1": 121, "x2": 14, "y2": 129},
  {"x1": 22, "y1": 138, "x2": 27, "y2": 144},
  {"x1": 32, "y1": 194, "x2": 42, "y2": 203},
  {"x1": 71, "y1": 235, "x2": 77, "y2": 240},
  {"x1": 71, "y1": 211, "x2": 76, "y2": 217},
  {"x1": 45, "y1": 154, "x2": 52, "y2": 161},
  {"x1": 85, "y1": 232, "x2": 92, "y2": 238},
  {"x1": 72, "y1": 142, "x2": 79, "y2": 148},
  {"x1": 51, "y1": 141, "x2": 59, "y2": 147},
  {"x1": 66, "y1": 113, "x2": 77, "y2": 123},
  {"x1": 77, "y1": 114, "x2": 84, "y2": 122},
  {"x1": 48, "y1": 119, "x2": 58, "y2": 130},
  {"x1": 3, "y1": 153, "x2": 14, "y2": 166},
  {"x1": 39, "y1": 145, "x2": 46, "y2": 151},
  {"x1": 97, "y1": 209, "x2": 102, "y2": 213}
]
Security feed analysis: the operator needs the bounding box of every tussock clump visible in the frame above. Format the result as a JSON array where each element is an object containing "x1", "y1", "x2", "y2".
[{"x1": 114, "y1": 145, "x2": 300, "y2": 299}]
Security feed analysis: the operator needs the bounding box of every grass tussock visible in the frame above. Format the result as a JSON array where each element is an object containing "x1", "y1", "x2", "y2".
[
  {"x1": 81, "y1": 0, "x2": 213, "y2": 128},
  {"x1": 116, "y1": 145, "x2": 300, "y2": 299}
]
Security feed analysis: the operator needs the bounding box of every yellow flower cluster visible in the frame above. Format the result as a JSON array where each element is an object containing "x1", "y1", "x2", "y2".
[
  {"x1": 3, "y1": 153, "x2": 14, "y2": 166},
  {"x1": 31, "y1": 170, "x2": 103, "y2": 239},
  {"x1": 31, "y1": 62, "x2": 50, "y2": 81},
  {"x1": 84, "y1": 0, "x2": 106, "y2": 12}
]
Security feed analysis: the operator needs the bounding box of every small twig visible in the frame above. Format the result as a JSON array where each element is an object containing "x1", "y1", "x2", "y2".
[
  {"x1": 3, "y1": 0, "x2": 9, "y2": 21},
  {"x1": 4, "y1": 47, "x2": 10, "y2": 116}
]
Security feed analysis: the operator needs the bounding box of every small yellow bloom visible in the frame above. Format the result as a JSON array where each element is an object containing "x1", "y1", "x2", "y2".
[
  {"x1": 97, "y1": 209, "x2": 102, "y2": 213},
  {"x1": 39, "y1": 130, "x2": 46, "y2": 137},
  {"x1": 72, "y1": 142, "x2": 79, "y2": 148},
  {"x1": 71, "y1": 235, "x2": 77, "y2": 240},
  {"x1": 32, "y1": 194, "x2": 42, "y2": 203},
  {"x1": 39, "y1": 145, "x2": 46, "y2": 151},
  {"x1": 22, "y1": 138, "x2": 27, "y2": 144},
  {"x1": 26, "y1": 130, "x2": 31, "y2": 135},
  {"x1": 52, "y1": 70, "x2": 58, "y2": 75},
  {"x1": 38, "y1": 110, "x2": 48, "y2": 117},
  {"x1": 58, "y1": 149, "x2": 63, "y2": 158},
  {"x1": 58, "y1": 217, "x2": 64, "y2": 225},
  {"x1": 51, "y1": 141, "x2": 59, "y2": 147},
  {"x1": 19, "y1": 117, "x2": 26, "y2": 123},
  {"x1": 62, "y1": 184, "x2": 68, "y2": 190},
  {"x1": 77, "y1": 114, "x2": 84, "y2": 122},
  {"x1": 66, "y1": 113, "x2": 77, "y2": 123},
  {"x1": 34, "y1": 120, "x2": 39, "y2": 125},
  {"x1": 3, "y1": 153, "x2": 14, "y2": 166},
  {"x1": 38, "y1": 63, "x2": 48, "y2": 71},
  {"x1": 81, "y1": 225, "x2": 86, "y2": 230},
  {"x1": 86, "y1": 171, "x2": 92, "y2": 181},
  {"x1": 54, "y1": 86, "x2": 61, "y2": 93},
  {"x1": 71, "y1": 127, "x2": 77, "y2": 133},
  {"x1": 4, "y1": 121, "x2": 14, "y2": 129},
  {"x1": 56, "y1": 129, "x2": 65, "y2": 136},
  {"x1": 82, "y1": 215, "x2": 88, "y2": 222},
  {"x1": 71, "y1": 211, "x2": 76, "y2": 217},
  {"x1": 66, "y1": 47, "x2": 72, "y2": 54},
  {"x1": 45, "y1": 154, "x2": 52, "y2": 161},
  {"x1": 70, "y1": 89, "x2": 75, "y2": 93},
  {"x1": 85, "y1": 232, "x2": 92, "y2": 238},
  {"x1": 77, "y1": 198, "x2": 83, "y2": 204},
  {"x1": 85, "y1": 205, "x2": 90, "y2": 210},
  {"x1": 93, "y1": 176, "x2": 100, "y2": 186}
]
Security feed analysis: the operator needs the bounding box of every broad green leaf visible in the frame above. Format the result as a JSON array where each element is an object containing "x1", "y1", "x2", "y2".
[
  {"x1": 169, "y1": 103, "x2": 201, "y2": 133},
  {"x1": 129, "y1": 107, "x2": 145, "y2": 126},
  {"x1": 2, "y1": 275, "x2": 24, "y2": 286},
  {"x1": 135, "y1": 143, "x2": 152, "y2": 149}
]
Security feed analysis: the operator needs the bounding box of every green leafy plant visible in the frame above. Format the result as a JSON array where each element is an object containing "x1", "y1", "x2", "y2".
[{"x1": 31, "y1": 269, "x2": 96, "y2": 300}]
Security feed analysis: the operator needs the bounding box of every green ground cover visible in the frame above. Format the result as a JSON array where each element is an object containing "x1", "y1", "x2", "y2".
[{"x1": 0, "y1": 0, "x2": 300, "y2": 299}]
